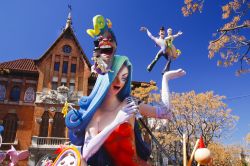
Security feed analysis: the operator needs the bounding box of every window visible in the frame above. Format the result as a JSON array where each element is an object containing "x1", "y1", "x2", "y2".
[
  {"x1": 61, "y1": 77, "x2": 67, "y2": 86},
  {"x1": 69, "y1": 83, "x2": 75, "y2": 91},
  {"x1": 52, "y1": 82, "x2": 58, "y2": 90},
  {"x1": 71, "y1": 64, "x2": 76, "y2": 73},
  {"x1": 62, "y1": 61, "x2": 68, "y2": 73},
  {"x1": 24, "y1": 87, "x2": 35, "y2": 103},
  {"x1": 63, "y1": 45, "x2": 72, "y2": 54},
  {"x1": 51, "y1": 112, "x2": 65, "y2": 137},
  {"x1": 3, "y1": 113, "x2": 18, "y2": 143},
  {"x1": 54, "y1": 62, "x2": 60, "y2": 71},
  {"x1": 0, "y1": 84, "x2": 6, "y2": 101},
  {"x1": 39, "y1": 111, "x2": 50, "y2": 137},
  {"x1": 52, "y1": 77, "x2": 58, "y2": 90},
  {"x1": 10, "y1": 86, "x2": 21, "y2": 102}
]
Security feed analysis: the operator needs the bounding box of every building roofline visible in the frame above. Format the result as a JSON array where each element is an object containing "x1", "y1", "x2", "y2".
[{"x1": 35, "y1": 26, "x2": 91, "y2": 68}]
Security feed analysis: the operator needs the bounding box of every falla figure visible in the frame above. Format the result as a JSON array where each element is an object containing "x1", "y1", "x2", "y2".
[
  {"x1": 63, "y1": 15, "x2": 186, "y2": 166},
  {"x1": 140, "y1": 26, "x2": 183, "y2": 74}
]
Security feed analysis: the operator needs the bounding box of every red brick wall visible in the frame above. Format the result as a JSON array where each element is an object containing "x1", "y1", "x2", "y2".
[{"x1": 0, "y1": 104, "x2": 34, "y2": 150}]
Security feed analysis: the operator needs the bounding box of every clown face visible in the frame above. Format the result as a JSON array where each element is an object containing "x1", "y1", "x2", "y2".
[{"x1": 97, "y1": 31, "x2": 117, "y2": 66}]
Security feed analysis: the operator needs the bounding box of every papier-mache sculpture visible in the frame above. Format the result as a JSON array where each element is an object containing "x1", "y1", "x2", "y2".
[
  {"x1": 140, "y1": 26, "x2": 183, "y2": 74},
  {"x1": 0, "y1": 126, "x2": 29, "y2": 166},
  {"x1": 87, "y1": 15, "x2": 115, "y2": 75},
  {"x1": 6, "y1": 146, "x2": 29, "y2": 166},
  {"x1": 61, "y1": 15, "x2": 186, "y2": 165},
  {"x1": 194, "y1": 136, "x2": 212, "y2": 165},
  {"x1": 53, "y1": 147, "x2": 85, "y2": 166}
]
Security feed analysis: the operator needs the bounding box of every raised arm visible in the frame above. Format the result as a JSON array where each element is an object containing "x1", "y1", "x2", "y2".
[
  {"x1": 139, "y1": 69, "x2": 186, "y2": 119},
  {"x1": 140, "y1": 27, "x2": 158, "y2": 44},
  {"x1": 81, "y1": 102, "x2": 137, "y2": 161},
  {"x1": 172, "y1": 31, "x2": 183, "y2": 39}
]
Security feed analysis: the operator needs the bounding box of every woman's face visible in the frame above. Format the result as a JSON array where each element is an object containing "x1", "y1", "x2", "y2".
[
  {"x1": 108, "y1": 65, "x2": 129, "y2": 96},
  {"x1": 167, "y1": 29, "x2": 172, "y2": 35}
]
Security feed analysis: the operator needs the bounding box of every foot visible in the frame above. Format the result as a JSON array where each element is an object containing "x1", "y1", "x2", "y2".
[
  {"x1": 163, "y1": 69, "x2": 186, "y2": 80},
  {"x1": 147, "y1": 65, "x2": 153, "y2": 72}
]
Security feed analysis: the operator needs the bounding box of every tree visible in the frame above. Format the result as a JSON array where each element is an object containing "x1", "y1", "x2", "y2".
[
  {"x1": 148, "y1": 91, "x2": 239, "y2": 165},
  {"x1": 208, "y1": 142, "x2": 243, "y2": 166},
  {"x1": 182, "y1": 0, "x2": 250, "y2": 75},
  {"x1": 131, "y1": 80, "x2": 159, "y2": 103},
  {"x1": 246, "y1": 132, "x2": 250, "y2": 144}
]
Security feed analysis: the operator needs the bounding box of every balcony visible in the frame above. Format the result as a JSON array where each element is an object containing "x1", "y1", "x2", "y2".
[
  {"x1": 0, "y1": 138, "x2": 19, "y2": 150},
  {"x1": 31, "y1": 136, "x2": 69, "y2": 149}
]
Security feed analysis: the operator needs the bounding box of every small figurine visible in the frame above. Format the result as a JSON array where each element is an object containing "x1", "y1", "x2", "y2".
[
  {"x1": 87, "y1": 15, "x2": 115, "y2": 75},
  {"x1": 41, "y1": 158, "x2": 53, "y2": 166},
  {"x1": 91, "y1": 49, "x2": 113, "y2": 74},
  {"x1": 36, "y1": 154, "x2": 56, "y2": 166},
  {"x1": 6, "y1": 146, "x2": 29, "y2": 166},
  {"x1": 194, "y1": 136, "x2": 212, "y2": 165},
  {"x1": 140, "y1": 26, "x2": 182, "y2": 74}
]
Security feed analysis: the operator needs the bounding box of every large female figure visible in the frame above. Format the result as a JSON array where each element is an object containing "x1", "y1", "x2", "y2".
[{"x1": 65, "y1": 15, "x2": 186, "y2": 166}]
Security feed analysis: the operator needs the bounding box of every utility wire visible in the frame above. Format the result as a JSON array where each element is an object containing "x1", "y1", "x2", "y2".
[{"x1": 223, "y1": 93, "x2": 250, "y2": 101}]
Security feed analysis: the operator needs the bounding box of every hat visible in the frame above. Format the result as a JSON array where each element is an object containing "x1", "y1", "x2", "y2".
[{"x1": 160, "y1": 26, "x2": 165, "y2": 31}]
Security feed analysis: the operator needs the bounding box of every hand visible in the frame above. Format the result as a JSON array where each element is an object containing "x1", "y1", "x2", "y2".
[
  {"x1": 178, "y1": 31, "x2": 183, "y2": 36},
  {"x1": 163, "y1": 69, "x2": 186, "y2": 80},
  {"x1": 114, "y1": 102, "x2": 138, "y2": 125},
  {"x1": 140, "y1": 27, "x2": 148, "y2": 32}
]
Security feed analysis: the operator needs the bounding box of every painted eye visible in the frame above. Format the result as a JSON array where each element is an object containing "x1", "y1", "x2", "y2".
[
  {"x1": 60, "y1": 161, "x2": 65, "y2": 165},
  {"x1": 122, "y1": 77, "x2": 127, "y2": 82},
  {"x1": 70, "y1": 161, "x2": 75, "y2": 165}
]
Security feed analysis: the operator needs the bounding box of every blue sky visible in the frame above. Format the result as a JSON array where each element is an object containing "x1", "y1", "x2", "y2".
[{"x1": 0, "y1": 0, "x2": 249, "y2": 144}]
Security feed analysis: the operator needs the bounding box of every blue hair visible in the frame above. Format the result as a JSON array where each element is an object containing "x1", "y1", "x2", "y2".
[
  {"x1": 65, "y1": 55, "x2": 131, "y2": 145},
  {"x1": 0, "y1": 125, "x2": 4, "y2": 135}
]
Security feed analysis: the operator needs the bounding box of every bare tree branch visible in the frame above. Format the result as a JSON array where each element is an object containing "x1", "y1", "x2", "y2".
[{"x1": 218, "y1": 23, "x2": 249, "y2": 32}]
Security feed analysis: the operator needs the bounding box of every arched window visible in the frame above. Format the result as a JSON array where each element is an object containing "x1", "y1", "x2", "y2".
[
  {"x1": 0, "y1": 84, "x2": 6, "y2": 101},
  {"x1": 39, "y1": 111, "x2": 50, "y2": 137},
  {"x1": 24, "y1": 87, "x2": 35, "y2": 103},
  {"x1": 51, "y1": 112, "x2": 65, "y2": 137},
  {"x1": 3, "y1": 113, "x2": 18, "y2": 143},
  {"x1": 10, "y1": 86, "x2": 21, "y2": 102}
]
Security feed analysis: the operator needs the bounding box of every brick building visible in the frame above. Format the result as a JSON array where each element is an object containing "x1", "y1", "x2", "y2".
[{"x1": 0, "y1": 12, "x2": 92, "y2": 165}]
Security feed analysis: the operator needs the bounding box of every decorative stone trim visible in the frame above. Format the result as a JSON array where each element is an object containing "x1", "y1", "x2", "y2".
[
  {"x1": 12, "y1": 79, "x2": 23, "y2": 83},
  {"x1": 25, "y1": 80, "x2": 37, "y2": 84}
]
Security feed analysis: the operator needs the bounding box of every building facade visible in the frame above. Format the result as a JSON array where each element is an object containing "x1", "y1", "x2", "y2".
[{"x1": 0, "y1": 13, "x2": 92, "y2": 165}]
